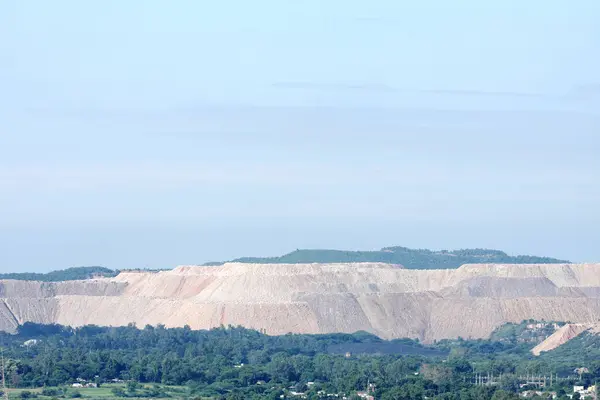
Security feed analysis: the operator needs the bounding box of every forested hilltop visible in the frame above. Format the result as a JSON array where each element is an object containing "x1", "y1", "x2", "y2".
[
  {"x1": 0, "y1": 247, "x2": 570, "y2": 282},
  {"x1": 1, "y1": 322, "x2": 599, "y2": 400},
  {"x1": 205, "y1": 247, "x2": 570, "y2": 269},
  {"x1": 0, "y1": 266, "x2": 117, "y2": 282}
]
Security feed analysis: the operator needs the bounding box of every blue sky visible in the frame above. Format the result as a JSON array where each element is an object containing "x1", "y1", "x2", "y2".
[{"x1": 1, "y1": 0, "x2": 599, "y2": 271}]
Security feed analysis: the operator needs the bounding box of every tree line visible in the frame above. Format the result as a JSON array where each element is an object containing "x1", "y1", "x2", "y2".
[{"x1": 1, "y1": 322, "x2": 599, "y2": 399}]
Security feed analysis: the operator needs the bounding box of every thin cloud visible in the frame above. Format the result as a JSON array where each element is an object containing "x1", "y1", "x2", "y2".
[
  {"x1": 566, "y1": 84, "x2": 600, "y2": 100},
  {"x1": 421, "y1": 88, "x2": 545, "y2": 98},
  {"x1": 0, "y1": 161, "x2": 596, "y2": 193},
  {"x1": 271, "y1": 81, "x2": 548, "y2": 99},
  {"x1": 271, "y1": 82, "x2": 397, "y2": 93}
]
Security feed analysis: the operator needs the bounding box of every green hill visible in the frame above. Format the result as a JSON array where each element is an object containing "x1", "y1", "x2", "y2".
[
  {"x1": 538, "y1": 330, "x2": 600, "y2": 366},
  {"x1": 0, "y1": 266, "x2": 118, "y2": 282},
  {"x1": 205, "y1": 246, "x2": 570, "y2": 269}
]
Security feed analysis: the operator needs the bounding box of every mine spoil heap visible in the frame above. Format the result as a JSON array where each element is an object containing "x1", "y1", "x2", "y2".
[{"x1": 1, "y1": 262, "x2": 600, "y2": 343}]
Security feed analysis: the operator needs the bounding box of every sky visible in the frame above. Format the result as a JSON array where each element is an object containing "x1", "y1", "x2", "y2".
[{"x1": 1, "y1": 0, "x2": 599, "y2": 271}]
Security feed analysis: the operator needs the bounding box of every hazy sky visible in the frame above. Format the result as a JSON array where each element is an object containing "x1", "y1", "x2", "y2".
[{"x1": 1, "y1": 0, "x2": 599, "y2": 271}]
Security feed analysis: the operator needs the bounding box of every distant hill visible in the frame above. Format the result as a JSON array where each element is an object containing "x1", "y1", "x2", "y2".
[
  {"x1": 205, "y1": 246, "x2": 570, "y2": 269},
  {"x1": 0, "y1": 266, "x2": 118, "y2": 282}
]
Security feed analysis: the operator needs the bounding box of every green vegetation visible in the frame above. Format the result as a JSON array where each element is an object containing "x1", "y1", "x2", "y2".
[
  {"x1": 206, "y1": 247, "x2": 570, "y2": 269},
  {"x1": 0, "y1": 248, "x2": 569, "y2": 282},
  {"x1": 490, "y1": 320, "x2": 566, "y2": 344},
  {"x1": 537, "y1": 331, "x2": 600, "y2": 365},
  {"x1": 0, "y1": 321, "x2": 597, "y2": 400},
  {"x1": 0, "y1": 267, "x2": 117, "y2": 282},
  {"x1": 4, "y1": 383, "x2": 185, "y2": 399}
]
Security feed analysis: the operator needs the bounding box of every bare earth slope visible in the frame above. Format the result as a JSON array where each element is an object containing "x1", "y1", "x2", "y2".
[
  {"x1": 2, "y1": 262, "x2": 600, "y2": 342},
  {"x1": 531, "y1": 322, "x2": 600, "y2": 355}
]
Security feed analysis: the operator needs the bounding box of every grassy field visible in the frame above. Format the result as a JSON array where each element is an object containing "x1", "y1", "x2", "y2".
[{"x1": 4, "y1": 383, "x2": 196, "y2": 399}]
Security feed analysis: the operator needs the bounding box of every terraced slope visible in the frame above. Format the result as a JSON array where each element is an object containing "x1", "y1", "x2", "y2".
[{"x1": 1, "y1": 262, "x2": 600, "y2": 342}]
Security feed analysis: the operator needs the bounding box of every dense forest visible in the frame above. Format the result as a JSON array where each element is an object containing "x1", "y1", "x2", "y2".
[
  {"x1": 1, "y1": 322, "x2": 598, "y2": 400},
  {"x1": 206, "y1": 247, "x2": 570, "y2": 269}
]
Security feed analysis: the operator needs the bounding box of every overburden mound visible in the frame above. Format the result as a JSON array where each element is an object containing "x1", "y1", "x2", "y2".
[{"x1": 1, "y1": 261, "x2": 600, "y2": 342}]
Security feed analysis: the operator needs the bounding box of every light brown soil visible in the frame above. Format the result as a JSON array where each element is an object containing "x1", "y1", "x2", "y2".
[{"x1": 2, "y1": 262, "x2": 600, "y2": 342}]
